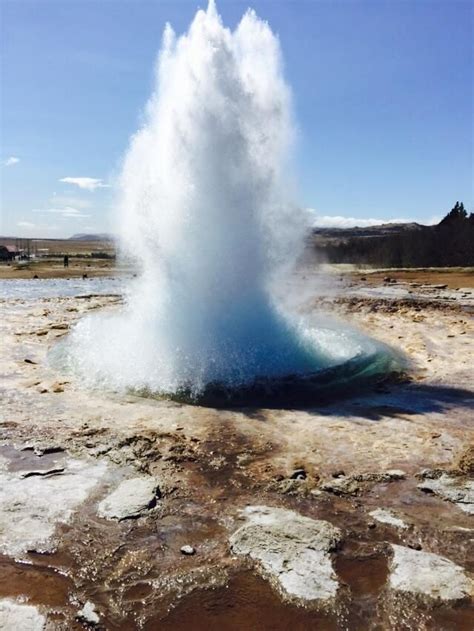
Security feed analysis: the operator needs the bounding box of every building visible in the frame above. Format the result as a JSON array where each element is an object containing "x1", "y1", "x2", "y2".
[{"x1": 0, "y1": 245, "x2": 20, "y2": 261}]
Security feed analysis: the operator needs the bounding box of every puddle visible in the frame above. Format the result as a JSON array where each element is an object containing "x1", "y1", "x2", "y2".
[
  {"x1": 0, "y1": 555, "x2": 74, "y2": 608},
  {"x1": 146, "y1": 571, "x2": 339, "y2": 631},
  {"x1": 428, "y1": 604, "x2": 474, "y2": 631},
  {"x1": 334, "y1": 552, "x2": 389, "y2": 596},
  {"x1": 0, "y1": 444, "x2": 64, "y2": 474}
]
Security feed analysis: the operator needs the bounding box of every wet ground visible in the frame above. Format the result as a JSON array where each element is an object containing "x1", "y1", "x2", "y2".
[{"x1": 0, "y1": 269, "x2": 472, "y2": 629}]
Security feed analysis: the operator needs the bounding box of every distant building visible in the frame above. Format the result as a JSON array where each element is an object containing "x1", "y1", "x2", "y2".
[{"x1": 0, "y1": 245, "x2": 20, "y2": 261}]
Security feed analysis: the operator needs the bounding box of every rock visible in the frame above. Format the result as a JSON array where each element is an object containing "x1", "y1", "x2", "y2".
[
  {"x1": 389, "y1": 544, "x2": 474, "y2": 601},
  {"x1": 408, "y1": 542, "x2": 422, "y2": 551},
  {"x1": 180, "y1": 545, "x2": 196, "y2": 555},
  {"x1": 353, "y1": 470, "x2": 406, "y2": 483},
  {"x1": 33, "y1": 445, "x2": 65, "y2": 456},
  {"x1": 97, "y1": 476, "x2": 160, "y2": 520},
  {"x1": 229, "y1": 505, "x2": 342, "y2": 602},
  {"x1": 369, "y1": 508, "x2": 408, "y2": 529},
  {"x1": 417, "y1": 468, "x2": 445, "y2": 480},
  {"x1": 418, "y1": 474, "x2": 474, "y2": 514},
  {"x1": 0, "y1": 599, "x2": 46, "y2": 630},
  {"x1": 455, "y1": 445, "x2": 474, "y2": 475},
  {"x1": 384, "y1": 469, "x2": 406, "y2": 480},
  {"x1": 0, "y1": 459, "x2": 107, "y2": 556},
  {"x1": 76, "y1": 601, "x2": 100, "y2": 626},
  {"x1": 321, "y1": 476, "x2": 360, "y2": 496},
  {"x1": 290, "y1": 468, "x2": 307, "y2": 480},
  {"x1": 322, "y1": 470, "x2": 406, "y2": 497}
]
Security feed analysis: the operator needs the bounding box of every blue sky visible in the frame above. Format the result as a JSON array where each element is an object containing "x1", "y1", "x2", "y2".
[{"x1": 1, "y1": 0, "x2": 472, "y2": 237}]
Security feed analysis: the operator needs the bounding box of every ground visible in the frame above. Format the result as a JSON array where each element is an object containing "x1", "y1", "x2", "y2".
[
  {"x1": 0, "y1": 238, "x2": 116, "y2": 280},
  {"x1": 0, "y1": 268, "x2": 472, "y2": 630}
]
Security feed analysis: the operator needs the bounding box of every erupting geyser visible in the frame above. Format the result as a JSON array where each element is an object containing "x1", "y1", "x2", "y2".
[{"x1": 58, "y1": 1, "x2": 400, "y2": 404}]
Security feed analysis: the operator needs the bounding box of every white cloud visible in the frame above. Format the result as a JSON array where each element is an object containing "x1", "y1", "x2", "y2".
[
  {"x1": 17, "y1": 221, "x2": 35, "y2": 229},
  {"x1": 59, "y1": 177, "x2": 109, "y2": 191},
  {"x1": 308, "y1": 210, "x2": 439, "y2": 229},
  {"x1": 49, "y1": 194, "x2": 91, "y2": 209},
  {"x1": 312, "y1": 215, "x2": 396, "y2": 228},
  {"x1": 32, "y1": 206, "x2": 91, "y2": 219},
  {"x1": 4, "y1": 156, "x2": 20, "y2": 167}
]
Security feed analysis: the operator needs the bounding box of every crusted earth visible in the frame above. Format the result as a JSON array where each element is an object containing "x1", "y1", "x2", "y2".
[{"x1": 0, "y1": 270, "x2": 473, "y2": 629}]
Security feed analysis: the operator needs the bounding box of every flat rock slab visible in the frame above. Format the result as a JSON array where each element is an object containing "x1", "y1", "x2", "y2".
[
  {"x1": 0, "y1": 459, "x2": 107, "y2": 556},
  {"x1": 97, "y1": 476, "x2": 160, "y2": 520},
  {"x1": 369, "y1": 508, "x2": 408, "y2": 529},
  {"x1": 418, "y1": 474, "x2": 474, "y2": 514},
  {"x1": 390, "y1": 544, "x2": 474, "y2": 601},
  {"x1": 229, "y1": 505, "x2": 342, "y2": 602},
  {"x1": 0, "y1": 599, "x2": 46, "y2": 631}
]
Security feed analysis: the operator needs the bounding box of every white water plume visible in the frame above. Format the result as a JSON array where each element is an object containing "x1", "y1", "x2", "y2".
[{"x1": 61, "y1": 1, "x2": 396, "y2": 399}]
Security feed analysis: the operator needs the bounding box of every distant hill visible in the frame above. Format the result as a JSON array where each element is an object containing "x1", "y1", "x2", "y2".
[
  {"x1": 313, "y1": 222, "x2": 424, "y2": 240},
  {"x1": 311, "y1": 203, "x2": 473, "y2": 267},
  {"x1": 69, "y1": 233, "x2": 114, "y2": 241}
]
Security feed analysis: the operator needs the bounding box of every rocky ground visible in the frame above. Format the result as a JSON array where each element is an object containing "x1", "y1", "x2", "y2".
[{"x1": 0, "y1": 271, "x2": 473, "y2": 630}]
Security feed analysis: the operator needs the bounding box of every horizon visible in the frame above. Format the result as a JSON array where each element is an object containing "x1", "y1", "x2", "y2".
[
  {"x1": 1, "y1": 0, "x2": 472, "y2": 239},
  {"x1": 1, "y1": 209, "x2": 464, "y2": 242}
]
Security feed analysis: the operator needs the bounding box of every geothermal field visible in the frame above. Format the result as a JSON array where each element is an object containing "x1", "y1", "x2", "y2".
[{"x1": 1, "y1": 2, "x2": 473, "y2": 630}]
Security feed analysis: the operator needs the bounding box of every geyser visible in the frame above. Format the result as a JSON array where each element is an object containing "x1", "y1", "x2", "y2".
[{"x1": 58, "y1": 1, "x2": 400, "y2": 403}]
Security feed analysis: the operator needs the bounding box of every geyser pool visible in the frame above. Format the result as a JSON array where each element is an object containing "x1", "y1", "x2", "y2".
[{"x1": 55, "y1": 1, "x2": 401, "y2": 404}]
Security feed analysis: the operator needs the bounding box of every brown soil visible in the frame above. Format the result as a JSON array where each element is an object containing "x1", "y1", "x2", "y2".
[
  {"x1": 0, "y1": 258, "x2": 119, "y2": 279},
  {"x1": 352, "y1": 268, "x2": 474, "y2": 289}
]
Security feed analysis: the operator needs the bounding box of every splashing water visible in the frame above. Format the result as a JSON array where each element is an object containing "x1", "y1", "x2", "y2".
[{"x1": 57, "y1": 1, "x2": 399, "y2": 402}]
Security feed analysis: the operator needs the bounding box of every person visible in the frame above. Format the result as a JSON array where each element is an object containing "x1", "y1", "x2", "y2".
[{"x1": 64, "y1": 254, "x2": 69, "y2": 268}]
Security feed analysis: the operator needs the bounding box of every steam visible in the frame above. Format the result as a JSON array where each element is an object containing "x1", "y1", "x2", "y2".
[{"x1": 60, "y1": 2, "x2": 395, "y2": 398}]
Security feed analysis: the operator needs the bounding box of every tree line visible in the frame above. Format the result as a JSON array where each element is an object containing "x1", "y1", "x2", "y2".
[{"x1": 314, "y1": 202, "x2": 473, "y2": 267}]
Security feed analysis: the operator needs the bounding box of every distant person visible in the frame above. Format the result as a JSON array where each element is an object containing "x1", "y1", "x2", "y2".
[{"x1": 64, "y1": 255, "x2": 69, "y2": 268}]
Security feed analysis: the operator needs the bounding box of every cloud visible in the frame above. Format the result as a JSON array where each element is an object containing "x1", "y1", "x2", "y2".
[
  {"x1": 308, "y1": 210, "x2": 440, "y2": 229},
  {"x1": 17, "y1": 221, "x2": 35, "y2": 229},
  {"x1": 59, "y1": 177, "x2": 109, "y2": 191},
  {"x1": 311, "y1": 214, "x2": 396, "y2": 228},
  {"x1": 49, "y1": 194, "x2": 91, "y2": 209},
  {"x1": 32, "y1": 206, "x2": 91, "y2": 219},
  {"x1": 4, "y1": 156, "x2": 20, "y2": 167}
]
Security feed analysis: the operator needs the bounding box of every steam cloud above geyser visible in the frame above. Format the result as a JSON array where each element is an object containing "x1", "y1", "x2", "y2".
[{"x1": 61, "y1": 1, "x2": 396, "y2": 400}]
